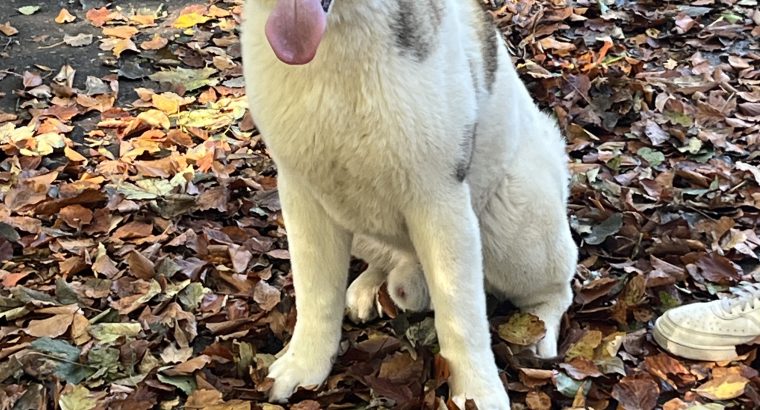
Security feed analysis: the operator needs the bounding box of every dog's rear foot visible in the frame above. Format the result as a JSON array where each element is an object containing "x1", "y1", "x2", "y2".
[
  {"x1": 346, "y1": 267, "x2": 384, "y2": 323},
  {"x1": 387, "y1": 262, "x2": 431, "y2": 312}
]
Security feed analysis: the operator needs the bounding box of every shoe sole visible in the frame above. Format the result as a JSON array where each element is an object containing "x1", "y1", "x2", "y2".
[{"x1": 653, "y1": 315, "x2": 739, "y2": 362}]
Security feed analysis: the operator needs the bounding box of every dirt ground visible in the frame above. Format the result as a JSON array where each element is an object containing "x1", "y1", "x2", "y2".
[{"x1": 0, "y1": 0, "x2": 196, "y2": 113}]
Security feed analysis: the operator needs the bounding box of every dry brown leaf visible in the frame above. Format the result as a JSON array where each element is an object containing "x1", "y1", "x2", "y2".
[
  {"x1": 126, "y1": 251, "x2": 155, "y2": 280},
  {"x1": 102, "y1": 26, "x2": 138, "y2": 39},
  {"x1": 25, "y1": 313, "x2": 75, "y2": 337},
  {"x1": 55, "y1": 9, "x2": 76, "y2": 24},
  {"x1": 162, "y1": 354, "x2": 212, "y2": 376},
  {"x1": 140, "y1": 35, "x2": 168, "y2": 50},
  {"x1": 0, "y1": 22, "x2": 19, "y2": 36}
]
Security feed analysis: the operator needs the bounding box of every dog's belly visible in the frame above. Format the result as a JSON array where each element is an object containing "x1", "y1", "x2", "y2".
[{"x1": 318, "y1": 187, "x2": 408, "y2": 243}]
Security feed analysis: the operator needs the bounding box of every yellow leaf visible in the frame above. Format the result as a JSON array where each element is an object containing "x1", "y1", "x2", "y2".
[
  {"x1": 59, "y1": 385, "x2": 96, "y2": 410},
  {"x1": 565, "y1": 330, "x2": 603, "y2": 361},
  {"x1": 137, "y1": 109, "x2": 171, "y2": 130},
  {"x1": 23, "y1": 132, "x2": 65, "y2": 156},
  {"x1": 55, "y1": 8, "x2": 76, "y2": 24},
  {"x1": 152, "y1": 93, "x2": 184, "y2": 115},
  {"x1": 173, "y1": 13, "x2": 210, "y2": 29},
  {"x1": 695, "y1": 374, "x2": 749, "y2": 401},
  {"x1": 497, "y1": 313, "x2": 546, "y2": 346}
]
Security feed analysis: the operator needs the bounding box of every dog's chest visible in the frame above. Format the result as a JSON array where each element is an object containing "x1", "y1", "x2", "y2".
[{"x1": 249, "y1": 65, "x2": 414, "y2": 237}]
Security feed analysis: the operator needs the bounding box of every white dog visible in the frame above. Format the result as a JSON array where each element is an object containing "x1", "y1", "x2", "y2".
[{"x1": 242, "y1": 0, "x2": 577, "y2": 408}]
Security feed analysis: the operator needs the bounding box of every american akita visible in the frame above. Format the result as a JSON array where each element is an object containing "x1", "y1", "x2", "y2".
[{"x1": 241, "y1": 0, "x2": 577, "y2": 407}]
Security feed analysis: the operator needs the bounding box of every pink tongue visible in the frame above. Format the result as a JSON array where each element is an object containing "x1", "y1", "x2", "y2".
[{"x1": 265, "y1": 0, "x2": 327, "y2": 65}]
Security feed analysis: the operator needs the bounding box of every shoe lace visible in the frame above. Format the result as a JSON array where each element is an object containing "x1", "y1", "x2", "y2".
[{"x1": 721, "y1": 282, "x2": 760, "y2": 315}]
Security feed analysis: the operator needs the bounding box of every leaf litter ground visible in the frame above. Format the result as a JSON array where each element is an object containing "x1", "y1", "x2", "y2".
[{"x1": 0, "y1": 0, "x2": 759, "y2": 409}]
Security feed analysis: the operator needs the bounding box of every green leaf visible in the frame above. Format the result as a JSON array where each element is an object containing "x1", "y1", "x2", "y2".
[
  {"x1": 0, "y1": 222, "x2": 20, "y2": 242},
  {"x1": 0, "y1": 306, "x2": 30, "y2": 320},
  {"x1": 18, "y1": 6, "x2": 41, "y2": 15},
  {"x1": 405, "y1": 317, "x2": 438, "y2": 349},
  {"x1": 149, "y1": 67, "x2": 218, "y2": 92},
  {"x1": 677, "y1": 137, "x2": 702, "y2": 154},
  {"x1": 30, "y1": 337, "x2": 93, "y2": 384},
  {"x1": 637, "y1": 147, "x2": 665, "y2": 167},
  {"x1": 163, "y1": 279, "x2": 191, "y2": 299},
  {"x1": 88, "y1": 322, "x2": 141, "y2": 343},
  {"x1": 555, "y1": 371, "x2": 591, "y2": 398},
  {"x1": 59, "y1": 385, "x2": 96, "y2": 410},
  {"x1": 12, "y1": 286, "x2": 59, "y2": 305},
  {"x1": 55, "y1": 279, "x2": 80, "y2": 305},
  {"x1": 584, "y1": 213, "x2": 623, "y2": 245},
  {"x1": 87, "y1": 346, "x2": 121, "y2": 381},
  {"x1": 658, "y1": 291, "x2": 681, "y2": 310},
  {"x1": 157, "y1": 373, "x2": 196, "y2": 394},
  {"x1": 721, "y1": 12, "x2": 742, "y2": 24},
  {"x1": 178, "y1": 282, "x2": 208, "y2": 311},
  {"x1": 663, "y1": 110, "x2": 693, "y2": 127}
]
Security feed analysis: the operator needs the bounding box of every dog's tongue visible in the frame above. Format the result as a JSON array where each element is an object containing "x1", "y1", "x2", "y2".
[{"x1": 265, "y1": 0, "x2": 326, "y2": 65}]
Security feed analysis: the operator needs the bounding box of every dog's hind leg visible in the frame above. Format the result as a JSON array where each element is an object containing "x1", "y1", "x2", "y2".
[
  {"x1": 386, "y1": 258, "x2": 431, "y2": 313},
  {"x1": 347, "y1": 240, "x2": 431, "y2": 321},
  {"x1": 511, "y1": 281, "x2": 573, "y2": 358},
  {"x1": 479, "y1": 165, "x2": 577, "y2": 359}
]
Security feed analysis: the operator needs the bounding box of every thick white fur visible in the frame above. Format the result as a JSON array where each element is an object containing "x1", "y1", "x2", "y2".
[{"x1": 242, "y1": 0, "x2": 577, "y2": 408}]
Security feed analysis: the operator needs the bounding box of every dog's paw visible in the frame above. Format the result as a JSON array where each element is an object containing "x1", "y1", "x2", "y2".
[
  {"x1": 345, "y1": 277, "x2": 381, "y2": 323},
  {"x1": 387, "y1": 264, "x2": 430, "y2": 312},
  {"x1": 450, "y1": 377, "x2": 511, "y2": 410},
  {"x1": 267, "y1": 350, "x2": 332, "y2": 402}
]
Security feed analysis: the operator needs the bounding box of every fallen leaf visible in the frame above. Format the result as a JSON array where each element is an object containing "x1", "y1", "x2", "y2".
[
  {"x1": 695, "y1": 374, "x2": 749, "y2": 400},
  {"x1": 102, "y1": 26, "x2": 138, "y2": 39},
  {"x1": 18, "y1": 6, "x2": 41, "y2": 16},
  {"x1": 173, "y1": 13, "x2": 211, "y2": 29},
  {"x1": 64, "y1": 33, "x2": 94, "y2": 47},
  {"x1": 25, "y1": 313, "x2": 75, "y2": 337},
  {"x1": 59, "y1": 385, "x2": 96, "y2": 410},
  {"x1": 0, "y1": 22, "x2": 18, "y2": 36},
  {"x1": 55, "y1": 9, "x2": 77, "y2": 24},
  {"x1": 88, "y1": 322, "x2": 142, "y2": 343},
  {"x1": 140, "y1": 34, "x2": 168, "y2": 50},
  {"x1": 162, "y1": 355, "x2": 212, "y2": 376},
  {"x1": 611, "y1": 374, "x2": 659, "y2": 410},
  {"x1": 126, "y1": 251, "x2": 155, "y2": 280},
  {"x1": 497, "y1": 313, "x2": 547, "y2": 346}
]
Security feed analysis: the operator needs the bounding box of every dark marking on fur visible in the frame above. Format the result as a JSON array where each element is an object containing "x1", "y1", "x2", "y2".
[
  {"x1": 391, "y1": 0, "x2": 442, "y2": 62},
  {"x1": 456, "y1": 123, "x2": 477, "y2": 182},
  {"x1": 476, "y1": 5, "x2": 500, "y2": 92},
  {"x1": 427, "y1": 0, "x2": 445, "y2": 27},
  {"x1": 468, "y1": 58, "x2": 479, "y2": 91}
]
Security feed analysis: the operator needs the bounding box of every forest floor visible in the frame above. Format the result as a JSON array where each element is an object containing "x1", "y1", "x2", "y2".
[{"x1": 1, "y1": 0, "x2": 759, "y2": 409}]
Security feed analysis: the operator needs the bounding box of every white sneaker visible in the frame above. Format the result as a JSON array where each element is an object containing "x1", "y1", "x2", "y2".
[{"x1": 653, "y1": 282, "x2": 760, "y2": 361}]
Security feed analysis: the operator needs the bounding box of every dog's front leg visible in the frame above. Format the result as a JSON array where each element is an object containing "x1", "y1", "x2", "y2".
[
  {"x1": 406, "y1": 185, "x2": 510, "y2": 409},
  {"x1": 267, "y1": 173, "x2": 352, "y2": 402}
]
